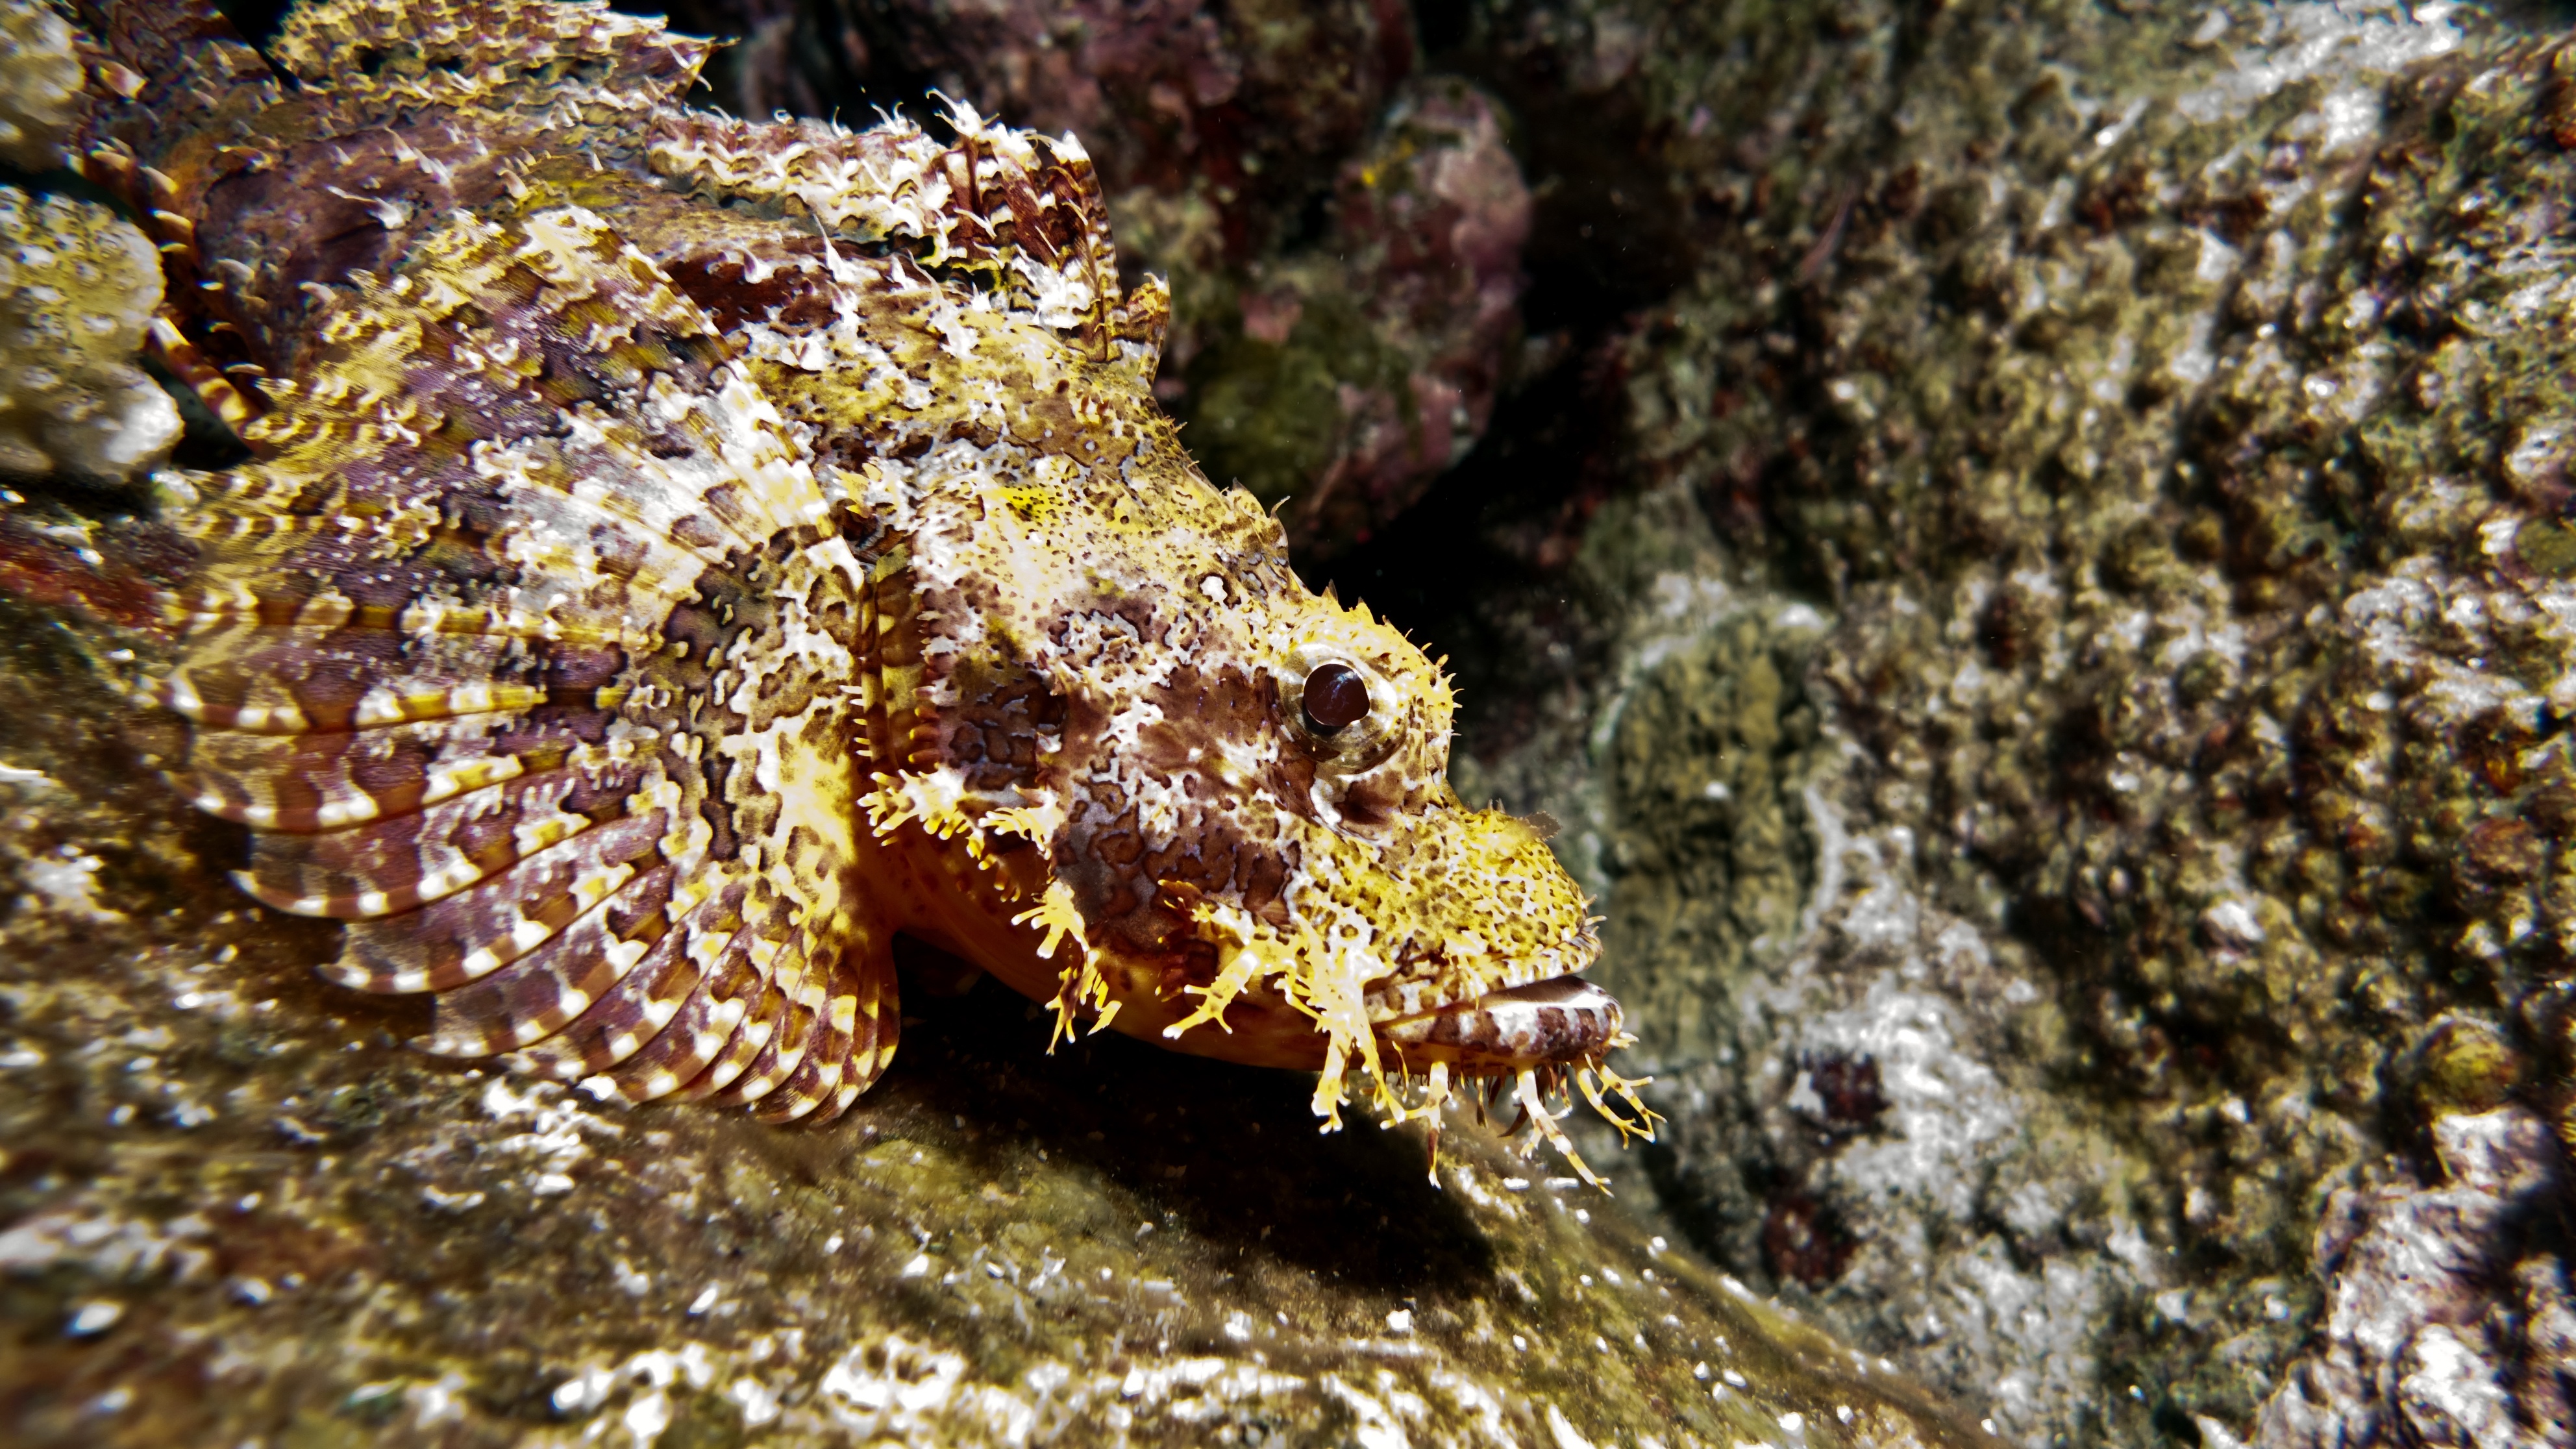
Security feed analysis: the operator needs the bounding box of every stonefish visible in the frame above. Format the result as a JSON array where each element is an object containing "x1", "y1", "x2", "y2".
[{"x1": 82, "y1": 0, "x2": 1649, "y2": 1176}]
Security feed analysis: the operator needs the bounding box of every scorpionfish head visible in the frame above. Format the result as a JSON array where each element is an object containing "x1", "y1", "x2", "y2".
[{"x1": 878, "y1": 427, "x2": 1647, "y2": 1150}]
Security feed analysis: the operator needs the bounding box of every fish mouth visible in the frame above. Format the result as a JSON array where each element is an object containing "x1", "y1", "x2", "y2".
[{"x1": 1377, "y1": 974, "x2": 1624, "y2": 1072}]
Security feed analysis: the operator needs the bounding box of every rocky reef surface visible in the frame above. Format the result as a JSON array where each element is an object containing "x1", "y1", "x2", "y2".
[{"x1": 1319, "y1": 3, "x2": 2576, "y2": 1448}]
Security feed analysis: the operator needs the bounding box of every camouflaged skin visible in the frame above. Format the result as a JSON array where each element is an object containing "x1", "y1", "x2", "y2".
[{"x1": 75, "y1": 0, "x2": 1646, "y2": 1164}]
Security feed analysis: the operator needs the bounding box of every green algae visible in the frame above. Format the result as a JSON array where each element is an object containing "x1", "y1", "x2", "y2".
[
  {"x1": 1182, "y1": 278, "x2": 1407, "y2": 515},
  {"x1": 1598, "y1": 615, "x2": 1825, "y2": 1067}
]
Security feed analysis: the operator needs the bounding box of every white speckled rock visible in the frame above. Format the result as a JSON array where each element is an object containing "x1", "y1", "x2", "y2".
[{"x1": 2256, "y1": 1107, "x2": 2562, "y2": 1449}]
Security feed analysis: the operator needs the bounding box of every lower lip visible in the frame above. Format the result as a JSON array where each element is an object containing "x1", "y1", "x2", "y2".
[{"x1": 1380, "y1": 974, "x2": 1622, "y2": 1069}]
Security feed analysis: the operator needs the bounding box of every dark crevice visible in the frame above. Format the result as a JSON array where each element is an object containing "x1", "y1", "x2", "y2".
[
  {"x1": 208, "y1": 0, "x2": 291, "y2": 46},
  {"x1": 1309, "y1": 31, "x2": 1711, "y2": 755},
  {"x1": 889, "y1": 950, "x2": 1498, "y2": 1296}
]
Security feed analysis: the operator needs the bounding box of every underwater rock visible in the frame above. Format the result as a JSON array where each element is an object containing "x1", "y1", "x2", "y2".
[
  {"x1": 1380, "y1": 3, "x2": 2576, "y2": 1448},
  {"x1": 2255, "y1": 1106, "x2": 2565, "y2": 1449},
  {"x1": 0, "y1": 186, "x2": 178, "y2": 484}
]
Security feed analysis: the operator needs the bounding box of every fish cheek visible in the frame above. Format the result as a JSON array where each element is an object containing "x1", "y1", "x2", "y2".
[
  {"x1": 1140, "y1": 660, "x2": 1275, "y2": 771},
  {"x1": 1144, "y1": 831, "x2": 1240, "y2": 897},
  {"x1": 1052, "y1": 661, "x2": 1307, "y2": 969},
  {"x1": 939, "y1": 657, "x2": 1064, "y2": 792},
  {"x1": 1265, "y1": 748, "x2": 1320, "y2": 821},
  {"x1": 1058, "y1": 814, "x2": 1148, "y2": 928},
  {"x1": 1336, "y1": 775, "x2": 1398, "y2": 830},
  {"x1": 1059, "y1": 794, "x2": 1298, "y2": 968},
  {"x1": 1241, "y1": 847, "x2": 1293, "y2": 928},
  {"x1": 1154, "y1": 931, "x2": 1223, "y2": 997}
]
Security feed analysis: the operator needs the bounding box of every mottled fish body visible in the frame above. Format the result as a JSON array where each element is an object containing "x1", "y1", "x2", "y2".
[{"x1": 75, "y1": 0, "x2": 1650, "y2": 1175}]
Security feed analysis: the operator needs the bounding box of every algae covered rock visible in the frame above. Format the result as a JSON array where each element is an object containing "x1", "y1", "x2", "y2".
[
  {"x1": 1594, "y1": 608, "x2": 1827, "y2": 1069},
  {"x1": 2255, "y1": 1104, "x2": 2567, "y2": 1449},
  {"x1": 0, "y1": 186, "x2": 178, "y2": 484},
  {"x1": 1179, "y1": 75, "x2": 1533, "y2": 552},
  {"x1": 1367, "y1": 2, "x2": 2576, "y2": 1446}
]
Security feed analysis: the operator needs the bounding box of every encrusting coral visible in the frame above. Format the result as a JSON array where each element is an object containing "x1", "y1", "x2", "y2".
[
  {"x1": 0, "y1": 185, "x2": 177, "y2": 483},
  {"x1": 0, "y1": 0, "x2": 82, "y2": 172}
]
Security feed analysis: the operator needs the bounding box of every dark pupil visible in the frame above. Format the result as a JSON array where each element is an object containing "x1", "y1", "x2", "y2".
[{"x1": 1302, "y1": 663, "x2": 1370, "y2": 734}]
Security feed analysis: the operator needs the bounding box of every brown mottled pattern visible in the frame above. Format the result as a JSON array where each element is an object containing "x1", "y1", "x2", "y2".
[{"x1": 79, "y1": 0, "x2": 1649, "y2": 1172}]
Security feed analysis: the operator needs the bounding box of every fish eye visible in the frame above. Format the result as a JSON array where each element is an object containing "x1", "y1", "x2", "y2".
[{"x1": 1300, "y1": 662, "x2": 1370, "y2": 736}]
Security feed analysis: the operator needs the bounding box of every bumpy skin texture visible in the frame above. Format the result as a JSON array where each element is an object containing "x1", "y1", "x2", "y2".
[{"x1": 80, "y1": 0, "x2": 1638, "y2": 1159}]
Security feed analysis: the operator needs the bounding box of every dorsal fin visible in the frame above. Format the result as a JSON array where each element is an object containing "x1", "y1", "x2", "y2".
[{"x1": 267, "y1": 0, "x2": 710, "y2": 105}]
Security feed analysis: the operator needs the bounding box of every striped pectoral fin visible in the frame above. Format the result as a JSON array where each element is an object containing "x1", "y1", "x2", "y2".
[
  {"x1": 412, "y1": 865, "x2": 697, "y2": 1058},
  {"x1": 546, "y1": 892, "x2": 767, "y2": 1093},
  {"x1": 159, "y1": 620, "x2": 549, "y2": 737},
  {"x1": 326, "y1": 818, "x2": 670, "y2": 993},
  {"x1": 237, "y1": 762, "x2": 641, "y2": 918},
  {"x1": 501, "y1": 930, "x2": 706, "y2": 1084},
  {"x1": 663, "y1": 971, "x2": 780, "y2": 1105},
  {"x1": 186, "y1": 708, "x2": 621, "y2": 834},
  {"x1": 673, "y1": 905, "x2": 895, "y2": 1124},
  {"x1": 752, "y1": 953, "x2": 851, "y2": 1126},
  {"x1": 486, "y1": 880, "x2": 749, "y2": 1076},
  {"x1": 706, "y1": 949, "x2": 821, "y2": 1114},
  {"x1": 749, "y1": 923, "x2": 898, "y2": 1125},
  {"x1": 580, "y1": 906, "x2": 777, "y2": 1104},
  {"x1": 591, "y1": 956, "x2": 746, "y2": 1104},
  {"x1": 805, "y1": 947, "x2": 899, "y2": 1126}
]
